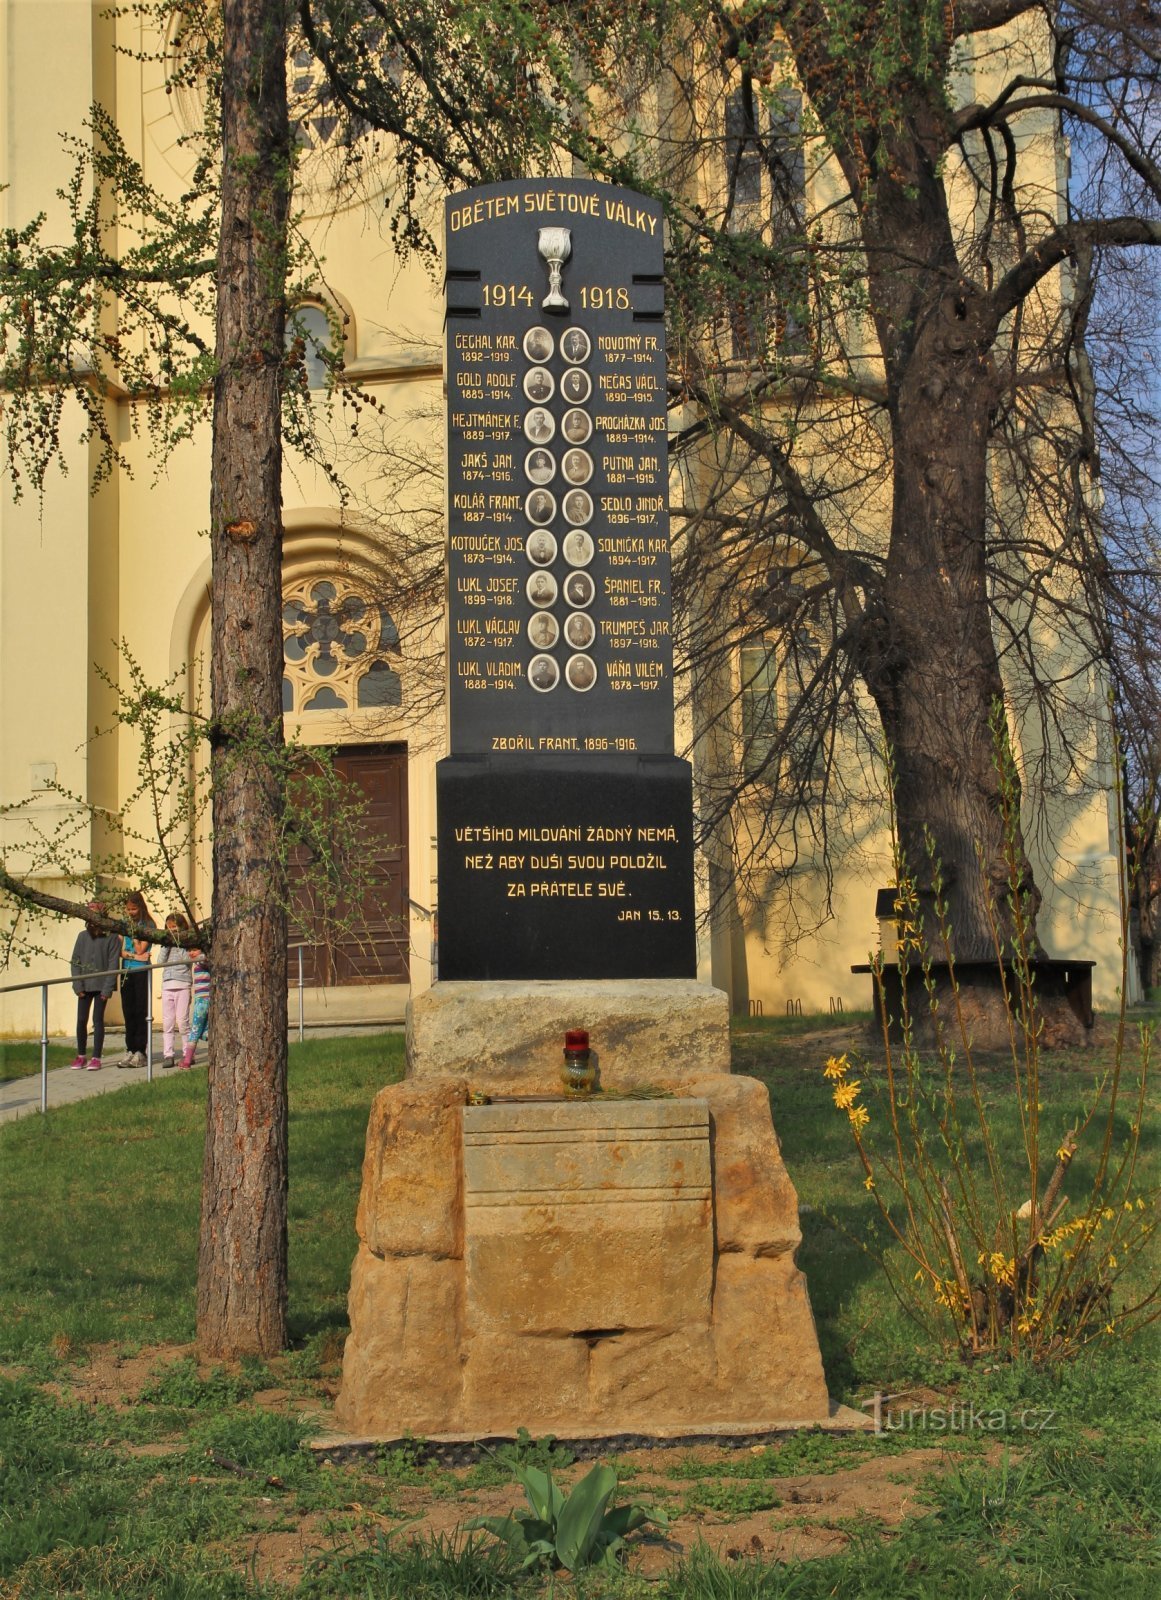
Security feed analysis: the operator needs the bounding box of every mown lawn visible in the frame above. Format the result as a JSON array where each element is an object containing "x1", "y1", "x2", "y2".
[
  {"x1": 0, "y1": 1040, "x2": 80, "y2": 1082},
  {"x1": 0, "y1": 1016, "x2": 1157, "y2": 1598}
]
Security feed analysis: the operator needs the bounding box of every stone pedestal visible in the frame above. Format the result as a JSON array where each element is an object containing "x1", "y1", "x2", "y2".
[{"x1": 336, "y1": 981, "x2": 832, "y2": 1438}]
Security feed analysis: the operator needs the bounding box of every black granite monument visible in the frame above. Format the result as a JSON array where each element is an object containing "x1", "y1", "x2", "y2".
[{"x1": 437, "y1": 179, "x2": 696, "y2": 980}]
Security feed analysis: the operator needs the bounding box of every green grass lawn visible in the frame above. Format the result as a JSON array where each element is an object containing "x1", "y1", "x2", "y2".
[
  {"x1": 0, "y1": 1040, "x2": 81, "y2": 1082},
  {"x1": 0, "y1": 1017, "x2": 1157, "y2": 1598},
  {"x1": 0, "y1": 1034, "x2": 405, "y2": 1353}
]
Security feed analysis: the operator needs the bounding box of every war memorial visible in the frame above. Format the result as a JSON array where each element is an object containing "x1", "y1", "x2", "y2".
[{"x1": 336, "y1": 180, "x2": 837, "y2": 1441}]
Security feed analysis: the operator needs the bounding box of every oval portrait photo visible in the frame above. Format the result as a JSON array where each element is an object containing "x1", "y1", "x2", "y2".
[
  {"x1": 524, "y1": 448, "x2": 556, "y2": 486},
  {"x1": 528, "y1": 652, "x2": 561, "y2": 692},
  {"x1": 524, "y1": 488, "x2": 557, "y2": 525},
  {"x1": 526, "y1": 570, "x2": 559, "y2": 609},
  {"x1": 527, "y1": 611, "x2": 560, "y2": 650},
  {"x1": 563, "y1": 570, "x2": 595, "y2": 608},
  {"x1": 562, "y1": 528, "x2": 594, "y2": 568},
  {"x1": 523, "y1": 367, "x2": 555, "y2": 404},
  {"x1": 523, "y1": 407, "x2": 555, "y2": 444},
  {"x1": 523, "y1": 326, "x2": 555, "y2": 363},
  {"x1": 561, "y1": 327, "x2": 591, "y2": 364},
  {"x1": 563, "y1": 488, "x2": 594, "y2": 526},
  {"x1": 565, "y1": 653, "x2": 597, "y2": 691},
  {"x1": 564, "y1": 611, "x2": 595, "y2": 650},
  {"x1": 560, "y1": 368, "x2": 591, "y2": 404},
  {"x1": 562, "y1": 408, "x2": 592, "y2": 445},
  {"x1": 525, "y1": 529, "x2": 558, "y2": 567}
]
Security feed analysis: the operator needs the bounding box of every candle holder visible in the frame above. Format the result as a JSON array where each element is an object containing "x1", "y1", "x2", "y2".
[{"x1": 561, "y1": 1027, "x2": 597, "y2": 1094}]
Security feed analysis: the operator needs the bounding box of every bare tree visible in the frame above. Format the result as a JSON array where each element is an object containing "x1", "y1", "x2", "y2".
[{"x1": 301, "y1": 0, "x2": 1160, "y2": 998}]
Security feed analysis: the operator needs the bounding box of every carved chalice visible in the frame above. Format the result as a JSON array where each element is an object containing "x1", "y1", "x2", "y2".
[{"x1": 538, "y1": 226, "x2": 572, "y2": 311}]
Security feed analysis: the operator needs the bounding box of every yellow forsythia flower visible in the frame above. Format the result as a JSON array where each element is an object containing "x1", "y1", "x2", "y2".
[
  {"x1": 823, "y1": 1055, "x2": 849, "y2": 1080},
  {"x1": 833, "y1": 1079, "x2": 861, "y2": 1110},
  {"x1": 864, "y1": 1174, "x2": 875, "y2": 1191},
  {"x1": 848, "y1": 1105, "x2": 871, "y2": 1132}
]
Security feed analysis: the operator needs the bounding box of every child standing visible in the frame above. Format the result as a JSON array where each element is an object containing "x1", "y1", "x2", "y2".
[
  {"x1": 69, "y1": 904, "x2": 121, "y2": 1070},
  {"x1": 159, "y1": 913, "x2": 192, "y2": 1068},
  {"x1": 180, "y1": 951, "x2": 211, "y2": 1069},
  {"x1": 117, "y1": 890, "x2": 155, "y2": 1069}
]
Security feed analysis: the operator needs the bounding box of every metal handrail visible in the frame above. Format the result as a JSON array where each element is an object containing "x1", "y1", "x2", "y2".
[{"x1": 2, "y1": 944, "x2": 317, "y2": 1113}]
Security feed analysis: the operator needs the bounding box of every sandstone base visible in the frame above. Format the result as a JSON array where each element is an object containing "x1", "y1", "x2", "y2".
[
  {"x1": 406, "y1": 979, "x2": 730, "y2": 1086},
  {"x1": 336, "y1": 982, "x2": 831, "y2": 1437}
]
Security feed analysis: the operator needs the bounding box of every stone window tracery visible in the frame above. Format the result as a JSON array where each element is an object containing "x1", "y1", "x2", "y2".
[{"x1": 282, "y1": 577, "x2": 402, "y2": 714}]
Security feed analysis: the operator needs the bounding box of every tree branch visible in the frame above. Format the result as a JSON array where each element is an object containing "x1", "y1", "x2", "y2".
[
  {"x1": 993, "y1": 217, "x2": 1161, "y2": 319},
  {"x1": 0, "y1": 867, "x2": 208, "y2": 948},
  {"x1": 955, "y1": 0, "x2": 1041, "y2": 33}
]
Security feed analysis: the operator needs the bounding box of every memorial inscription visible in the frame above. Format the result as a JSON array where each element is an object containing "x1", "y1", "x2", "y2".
[{"x1": 438, "y1": 179, "x2": 696, "y2": 980}]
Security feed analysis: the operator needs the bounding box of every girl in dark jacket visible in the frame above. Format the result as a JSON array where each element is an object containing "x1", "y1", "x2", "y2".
[{"x1": 70, "y1": 905, "x2": 121, "y2": 1070}]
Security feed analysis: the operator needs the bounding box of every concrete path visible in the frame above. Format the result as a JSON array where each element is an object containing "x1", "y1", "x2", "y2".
[{"x1": 0, "y1": 1021, "x2": 401, "y2": 1124}]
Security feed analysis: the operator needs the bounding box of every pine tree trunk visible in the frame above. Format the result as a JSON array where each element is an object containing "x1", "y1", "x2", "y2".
[{"x1": 197, "y1": 0, "x2": 291, "y2": 1359}]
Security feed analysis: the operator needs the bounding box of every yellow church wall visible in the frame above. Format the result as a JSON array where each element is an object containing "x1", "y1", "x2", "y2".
[{"x1": 0, "y1": 5, "x2": 1141, "y2": 1036}]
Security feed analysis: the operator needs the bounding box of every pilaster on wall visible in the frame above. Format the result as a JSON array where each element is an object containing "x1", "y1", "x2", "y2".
[{"x1": 0, "y1": 5, "x2": 118, "y2": 1034}]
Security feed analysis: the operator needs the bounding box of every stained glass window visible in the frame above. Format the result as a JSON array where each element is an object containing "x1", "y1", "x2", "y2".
[{"x1": 282, "y1": 575, "x2": 402, "y2": 714}]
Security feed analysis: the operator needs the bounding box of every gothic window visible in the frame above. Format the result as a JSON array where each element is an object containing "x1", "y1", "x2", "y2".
[
  {"x1": 282, "y1": 577, "x2": 402, "y2": 714},
  {"x1": 739, "y1": 602, "x2": 825, "y2": 786},
  {"x1": 723, "y1": 81, "x2": 809, "y2": 360}
]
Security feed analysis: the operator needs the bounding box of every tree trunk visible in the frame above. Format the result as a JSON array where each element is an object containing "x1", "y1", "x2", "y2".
[
  {"x1": 866, "y1": 281, "x2": 1042, "y2": 963},
  {"x1": 197, "y1": 0, "x2": 291, "y2": 1358}
]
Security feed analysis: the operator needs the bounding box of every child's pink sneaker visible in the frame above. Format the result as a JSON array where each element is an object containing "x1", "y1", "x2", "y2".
[
  {"x1": 86, "y1": 1058, "x2": 102, "y2": 1071},
  {"x1": 179, "y1": 1046, "x2": 195, "y2": 1070},
  {"x1": 70, "y1": 1054, "x2": 86, "y2": 1069}
]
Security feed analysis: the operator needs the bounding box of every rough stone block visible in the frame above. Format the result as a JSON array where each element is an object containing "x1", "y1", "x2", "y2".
[
  {"x1": 406, "y1": 980, "x2": 730, "y2": 1088},
  {"x1": 463, "y1": 1100, "x2": 713, "y2": 1334},
  {"x1": 335, "y1": 1247, "x2": 464, "y2": 1435},
  {"x1": 586, "y1": 1326, "x2": 715, "y2": 1423},
  {"x1": 356, "y1": 1078, "x2": 467, "y2": 1260},
  {"x1": 687, "y1": 1075, "x2": 803, "y2": 1258},
  {"x1": 710, "y1": 1252, "x2": 830, "y2": 1421},
  {"x1": 461, "y1": 1332, "x2": 592, "y2": 1433}
]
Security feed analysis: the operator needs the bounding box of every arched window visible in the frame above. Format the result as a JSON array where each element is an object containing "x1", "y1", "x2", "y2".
[
  {"x1": 282, "y1": 576, "x2": 402, "y2": 714},
  {"x1": 285, "y1": 303, "x2": 334, "y2": 390}
]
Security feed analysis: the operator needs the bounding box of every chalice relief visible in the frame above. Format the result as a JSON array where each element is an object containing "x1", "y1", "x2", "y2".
[{"x1": 538, "y1": 228, "x2": 572, "y2": 311}]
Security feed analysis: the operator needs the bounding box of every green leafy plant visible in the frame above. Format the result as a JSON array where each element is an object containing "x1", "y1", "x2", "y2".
[
  {"x1": 830, "y1": 723, "x2": 1158, "y2": 1362},
  {"x1": 468, "y1": 1459, "x2": 667, "y2": 1572}
]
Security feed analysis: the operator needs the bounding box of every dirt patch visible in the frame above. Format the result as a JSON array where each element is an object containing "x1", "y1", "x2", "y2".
[
  {"x1": 16, "y1": 1342, "x2": 986, "y2": 1589},
  {"x1": 240, "y1": 1440, "x2": 973, "y2": 1587}
]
